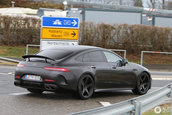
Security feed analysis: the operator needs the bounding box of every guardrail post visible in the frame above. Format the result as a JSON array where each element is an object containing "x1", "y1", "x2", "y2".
[
  {"x1": 170, "y1": 84, "x2": 172, "y2": 115},
  {"x1": 131, "y1": 100, "x2": 142, "y2": 115},
  {"x1": 167, "y1": 84, "x2": 172, "y2": 115},
  {"x1": 26, "y1": 44, "x2": 29, "y2": 55},
  {"x1": 140, "y1": 51, "x2": 143, "y2": 65},
  {"x1": 135, "y1": 101, "x2": 142, "y2": 115},
  {"x1": 124, "y1": 50, "x2": 126, "y2": 59}
]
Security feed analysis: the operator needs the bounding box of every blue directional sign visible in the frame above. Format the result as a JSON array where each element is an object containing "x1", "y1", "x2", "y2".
[{"x1": 42, "y1": 17, "x2": 79, "y2": 28}]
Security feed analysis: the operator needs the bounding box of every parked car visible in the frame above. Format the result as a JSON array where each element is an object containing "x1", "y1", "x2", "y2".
[{"x1": 14, "y1": 45, "x2": 152, "y2": 99}]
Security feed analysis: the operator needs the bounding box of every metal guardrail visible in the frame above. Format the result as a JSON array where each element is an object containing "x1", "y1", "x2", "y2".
[
  {"x1": 71, "y1": 83, "x2": 172, "y2": 115},
  {"x1": 26, "y1": 44, "x2": 40, "y2": 55},
  {"x1": 110, "y1": 49, "x2": 127, "y2": 59},
  {"x1": 0, "y1": 57, "x2": 20, "y2": 63},
  {"x1": 141, "y1": 51, "x2": 172, "y2": 65}
]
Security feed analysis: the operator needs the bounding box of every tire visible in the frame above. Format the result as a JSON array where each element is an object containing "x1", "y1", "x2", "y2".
[
  {"x1": 132, "y1": 72, "x2": 151, "y2": 95},
  {"x1": 27, "y1": 88, "x2": 43, "y2": 94},
  {"x1": 77, "y1": 74, "x2": 94, "y2": 100}
]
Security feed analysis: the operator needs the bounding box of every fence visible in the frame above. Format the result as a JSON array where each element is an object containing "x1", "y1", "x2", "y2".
[
  {"x1": 141, "y1": 51, "x2": 172, "y2": 65},
  {"x1": 0, "y1": 57, "x2": 20, "y2": 63},
  {"x1": 71, "y1": 83, "x2": 172, "y2": 115},
  {"x1": 26, "y1": 44, "x2": 40, "y2": 55}
]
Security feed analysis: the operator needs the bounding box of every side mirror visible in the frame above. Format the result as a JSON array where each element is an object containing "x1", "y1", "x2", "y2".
[{"x1": 122, "y1": 59, "x2": 128, "y2": 66}]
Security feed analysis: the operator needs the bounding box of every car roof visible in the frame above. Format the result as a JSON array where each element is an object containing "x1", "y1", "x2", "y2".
[{"x1": 43, "y1": 45, "x2": 105, "y2": 52}]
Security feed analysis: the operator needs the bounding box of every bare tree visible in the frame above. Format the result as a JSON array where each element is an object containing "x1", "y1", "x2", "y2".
[
  {"x1": 162, "y1": 0, "x2": 165, "y2": 9},
  {"x1": 150, "y1": 0, "x2": 155, "y2": 8},
  {"x1": 167, "y1": 1, "x2": 172, "y2": 10},
  {"x1": 133, "y1": 0, "x2": 142, "y2": 7}
]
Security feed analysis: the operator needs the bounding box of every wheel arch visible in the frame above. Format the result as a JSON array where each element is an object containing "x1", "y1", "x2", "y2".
[{"x1": 79, "y1": 72, "x2": 96, "y2": 88}]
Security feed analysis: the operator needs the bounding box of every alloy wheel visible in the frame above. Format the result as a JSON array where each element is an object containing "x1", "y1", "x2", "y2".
[
  {"x1": 139, "y1": 74, "x2": 149, "y2": 93},
  {"x1": 78, "y1": 75, "x2": 94, "y2": 99}
]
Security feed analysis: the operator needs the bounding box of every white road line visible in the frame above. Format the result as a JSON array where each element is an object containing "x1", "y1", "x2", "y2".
[
  {"x1": 99, "y1": 102, "x2": 111, "y2": 107},
  {"x1": 10, "y1": 92, "x2": 29, "y2": 96},
  {"x1": 0, "y1": 72, "x2": 14, "y2": 75},
  {"x1": 152, "y1": 78, "x2": 172, "y2": 80},
  {"x1": 8, "y1": 72, "x2": 13, "y2": 75},
  {"x1": 0, "y1": 73, "x2": 7, "y2": 75}
]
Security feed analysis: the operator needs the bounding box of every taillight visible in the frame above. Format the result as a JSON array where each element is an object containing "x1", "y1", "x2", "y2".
[
  {"x1": 15, "y1": 76, "x2": 21, "y2": 78},
  {"x1": 17, "y1": 64, "x2": 24, "y2": 67},
  {"x1": 44, "y1": 67, "x2": 70, "y2": 72},
  {"x1": 44, "y1": 79, "x2": 54, "y2": 82}
]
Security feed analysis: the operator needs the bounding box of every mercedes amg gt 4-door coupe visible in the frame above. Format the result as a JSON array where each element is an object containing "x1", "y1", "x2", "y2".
[{"x1": 14, "y1": 45, "x2": 152, "y2": 99}]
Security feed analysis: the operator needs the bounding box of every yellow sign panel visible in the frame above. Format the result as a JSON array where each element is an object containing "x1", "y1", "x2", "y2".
[{"x1": 41, "y1": 28, "x2": 79, "y2": 40}]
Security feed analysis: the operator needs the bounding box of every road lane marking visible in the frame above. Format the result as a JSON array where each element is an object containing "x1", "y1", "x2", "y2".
[
  {"x1": 10, "y1": 92, "x2": 29, "y2": 96},
  {"x1": 99, "y1": 102, "x2": 111, "y2": 107},
  {"x1": 8, "y1": 72, "x2": 13, "y2": 75},
  {"x1": 0, "y1": 72, "x2": 14, "y2": 75},
  {"x1": 152, "y1": 78, "x2": 172, "y2": 80},
  {"x1": 0, "y1": 73, "x2": 7, "y2": 75}
]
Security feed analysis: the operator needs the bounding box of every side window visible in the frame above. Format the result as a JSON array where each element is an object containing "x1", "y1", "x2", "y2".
[
  {"x1": 75, "y1": 55, "x2": 83, "y2": 62},
  {"x1": 83, "y1": 53, "x2": 90, "y2": 62},
  {"x1": 103, "y1": 51, "x2": 122, "y2": 63},
  {"x1": 83, "y1": 51, "x2": 105, "y2": 62}
]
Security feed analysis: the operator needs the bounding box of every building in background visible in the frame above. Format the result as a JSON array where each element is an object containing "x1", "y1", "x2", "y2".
[{"x1": 33, "y1": 0, "x2": 172, "y2": 10}]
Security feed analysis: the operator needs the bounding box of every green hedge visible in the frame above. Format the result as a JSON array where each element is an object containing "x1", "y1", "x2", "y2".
[{"x1": 0, "y1": 16, "x2": 172, "y2": 53}]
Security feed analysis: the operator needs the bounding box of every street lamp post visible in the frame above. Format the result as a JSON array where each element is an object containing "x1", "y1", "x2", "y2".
[
  {"x1": 63, "y1": 1, "x2": 68, "y2": 11},
  {"x1": 11, "y1": 1, "x2": 15, "y2": 8}
]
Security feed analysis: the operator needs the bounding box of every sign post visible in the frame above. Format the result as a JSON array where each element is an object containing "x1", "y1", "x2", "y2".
[{"x1": 41, "y1": 17, "x2": 79, "y2": 50}]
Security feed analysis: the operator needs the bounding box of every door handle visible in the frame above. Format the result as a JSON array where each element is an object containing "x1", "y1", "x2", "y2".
[
  {"x1": 91, "y1": 66, "x2": 96, "y2": 69},
  {"x1": 112, "y1": 66, "x2": 116, "y2": 69}
]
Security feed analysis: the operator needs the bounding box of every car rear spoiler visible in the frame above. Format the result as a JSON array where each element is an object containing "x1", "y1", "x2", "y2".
[{"x1": 22, "y1": 55, "x2": 55, "y2": 62}]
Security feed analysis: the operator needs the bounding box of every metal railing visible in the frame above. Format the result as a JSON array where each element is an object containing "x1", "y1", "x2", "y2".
[
  {"x1": 140, "y1": 51, "x2": 172, "y2": 65},
  {"x1": 71, "y1": 83, "x2": 172, "y2": 115},
  {"x1": 110, "y1": 49, "x2": 127, "y2": 59},
  {"x1": 26, "y1": 44, "x2": 40, "y2": 55},
  {"x1": 0, "y1": 57, "x2": 20, "y2": 63}
]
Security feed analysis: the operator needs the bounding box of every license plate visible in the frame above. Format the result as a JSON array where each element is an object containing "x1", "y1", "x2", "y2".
[{"x1": 24, "y1": 75, "x2": 42, "y2": 81}]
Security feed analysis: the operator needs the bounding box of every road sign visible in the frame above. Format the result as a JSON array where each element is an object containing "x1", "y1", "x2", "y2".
[
  {"x1": 41, "y1": 40, "x2": 78, "y2": 50},
  {"x1": 42, "y1": 17, "x2": 79, "y2": 28},
  {"x1": 41, "y1": 28, "x2": 79, "y2": 40}
]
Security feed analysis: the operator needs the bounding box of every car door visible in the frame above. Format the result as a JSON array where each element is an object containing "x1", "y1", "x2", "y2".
[
  {"x1": 103, "y1": 51, "x2": 135, "y2": 88},
  {"x1": 81, "y1": 51, "x2": 111, "y2": 89}
]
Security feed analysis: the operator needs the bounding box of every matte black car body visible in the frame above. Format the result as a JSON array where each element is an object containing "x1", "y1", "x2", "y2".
[{"x1": 14, "y1": 45, "x2": 152, "y2": 99}]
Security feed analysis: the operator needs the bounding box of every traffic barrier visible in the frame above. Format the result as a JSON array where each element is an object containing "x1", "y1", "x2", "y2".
[
  {"x1": 71, "y1": 83, "x2": 172, "y2": 115},
  {"x1": 140, "y1": 51, "x2": 172, "y2": 65},
  {"x1": 0, "y1": 57, "x2": 20, "y2": 63},
  {"x1": 26, "y1": 44, "x2": 40, "y2": 55},
  {"x1": 110, "y1": 49, "x2": 127, "y2": 59}
]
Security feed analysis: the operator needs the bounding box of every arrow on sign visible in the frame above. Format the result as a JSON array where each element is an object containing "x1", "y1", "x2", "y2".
[
  {"x1": 71, "y1": 31, "x2": 76, "y2": 37},
  {"x1": 72, "y1": 20, "x2": 77, "y2": 26}
]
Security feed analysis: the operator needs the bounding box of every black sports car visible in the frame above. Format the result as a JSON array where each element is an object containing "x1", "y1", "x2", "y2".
[{"x1": 14, "y1": 45, "x2": 151, "y2": 99}]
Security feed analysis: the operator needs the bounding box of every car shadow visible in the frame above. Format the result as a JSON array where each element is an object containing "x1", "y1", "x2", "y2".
[{"x1": 20, "y1": 90, "x2": 137, "y2": 100}]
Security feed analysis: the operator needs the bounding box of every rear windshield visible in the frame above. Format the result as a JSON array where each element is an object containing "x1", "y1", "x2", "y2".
[{"x1": 37, "y1": 49, "x2": 72, "y2": 60}]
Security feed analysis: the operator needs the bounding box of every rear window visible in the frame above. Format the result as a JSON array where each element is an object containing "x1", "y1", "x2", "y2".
[{"x1": 37, "y1": 49, "x2": 72, "y2": 60}]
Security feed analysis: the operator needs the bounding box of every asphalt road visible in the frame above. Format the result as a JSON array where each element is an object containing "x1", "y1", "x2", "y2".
[{"x1": 0, "y1": 65, "x2": 172, "y2": 115}]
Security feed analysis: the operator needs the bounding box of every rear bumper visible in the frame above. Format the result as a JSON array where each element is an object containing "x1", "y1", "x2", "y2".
[
  {"x1": 14, "y1": 66, "x2": 78, "y2": 91},
  {"x1": 14, "y1": 80, "x2": 59, "y2": 91}
]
